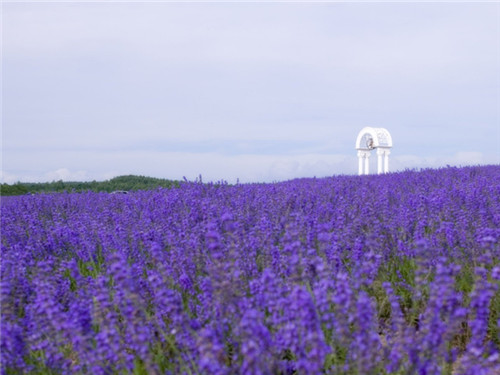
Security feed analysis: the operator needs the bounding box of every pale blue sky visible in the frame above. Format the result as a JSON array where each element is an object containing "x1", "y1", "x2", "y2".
[{"x1": 2, "y1": 1, "x2": 499, "y2": 183}]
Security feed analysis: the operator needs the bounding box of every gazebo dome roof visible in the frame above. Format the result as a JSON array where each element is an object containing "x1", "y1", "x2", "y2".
[{"x1": 355, "y1": 127, "x2": 393, "y2": 150}]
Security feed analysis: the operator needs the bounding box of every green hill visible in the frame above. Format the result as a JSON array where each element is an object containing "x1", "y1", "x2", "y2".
[{"x1": 0, "y1": 175, "x2": 180, "y2": 196}]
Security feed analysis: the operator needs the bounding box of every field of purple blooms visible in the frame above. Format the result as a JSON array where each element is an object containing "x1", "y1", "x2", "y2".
[{"x1": 1, "y1": 165, "x2": 499, "y2": 374}]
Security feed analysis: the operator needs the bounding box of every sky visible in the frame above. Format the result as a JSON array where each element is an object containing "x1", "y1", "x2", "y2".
[{"x1": 2, "y1": 1, "x2": 499, "y2": 184}]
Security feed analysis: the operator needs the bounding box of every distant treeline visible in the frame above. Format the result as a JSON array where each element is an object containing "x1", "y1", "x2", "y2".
[{"x1": 0, "y1": 175, "x2": 180, "y2": 196}]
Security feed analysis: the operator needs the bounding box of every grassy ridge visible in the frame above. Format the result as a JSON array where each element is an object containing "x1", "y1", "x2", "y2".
[{"x1": 0, "y1": 175, "x2": 180, "y2": 196}]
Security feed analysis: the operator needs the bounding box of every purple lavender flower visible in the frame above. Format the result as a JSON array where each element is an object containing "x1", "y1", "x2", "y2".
[{"x1": 1, "y1": 165, "x2": 499, "y2": 373}]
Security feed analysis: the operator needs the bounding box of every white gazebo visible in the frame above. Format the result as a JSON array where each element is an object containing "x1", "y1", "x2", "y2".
[{"x1": 355, "y1": 127, "x2": 392, "y2": 175}]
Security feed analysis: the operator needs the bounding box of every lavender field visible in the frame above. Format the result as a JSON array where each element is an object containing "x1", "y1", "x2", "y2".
[{"x1": 1, "y1": 165, "x2": 499, "y2": 374}]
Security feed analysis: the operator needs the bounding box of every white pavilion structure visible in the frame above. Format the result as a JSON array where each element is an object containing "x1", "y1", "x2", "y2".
[{"x1": 355, "y1": 127, "x2": 392, "y2": 175}]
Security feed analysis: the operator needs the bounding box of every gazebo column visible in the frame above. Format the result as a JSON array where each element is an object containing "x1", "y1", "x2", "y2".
[
  {"x1": 384, "y1": 149, "x2": 390, "y2": 173},
  {"x1": 364, "y1": 152, "x2": 370, "y2": 175},
  {"x1": 357, "y1": 150, "x2": 371, "y2": 175},
  {"x1": 357, "y1": 151, "x2": 364, "y2": 175},
  {"x1": 377, "y1": 148, "x2": 384, "y2": 174}
]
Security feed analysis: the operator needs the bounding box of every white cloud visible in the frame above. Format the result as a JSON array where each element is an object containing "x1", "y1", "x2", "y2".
[
  {"x1": 390, "y1": 152, "x2": 499, "y2": 172},
  {"x1": 0, "y1": 171, "x2": 19, "y2": 184},
  {"x1": 2, "y1": 149, "x2": 498, "y2": 185},
  {"x1": 43, "y1": 168, "x2": 89, "y2": 182}
]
